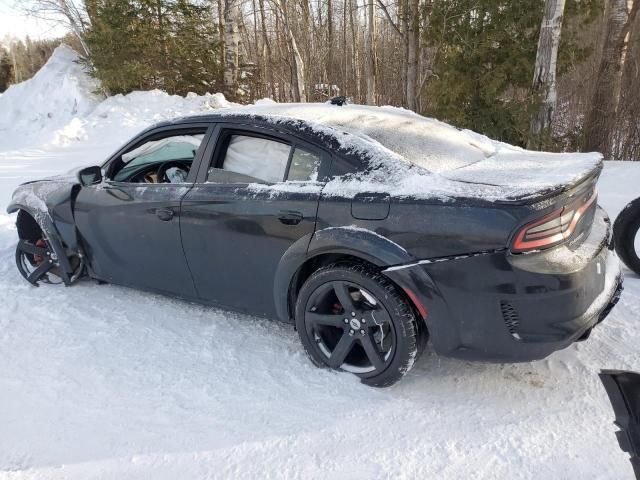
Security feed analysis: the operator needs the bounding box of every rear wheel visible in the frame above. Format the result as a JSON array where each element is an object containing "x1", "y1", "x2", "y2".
[
  {"x1": 295, "y1": 262, "x2": 421, "y2": 387},
  {"x1": 613, "y1": 197, "x2": 640, "y2": 275}
]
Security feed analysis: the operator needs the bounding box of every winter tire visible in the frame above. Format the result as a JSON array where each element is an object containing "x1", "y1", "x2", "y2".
[
  {"x1": 613, "y1": 197, "x2": 640, "y2": 275},
  {"x1": 295, "y1": 262, "x2": 422, "y2": 387}
]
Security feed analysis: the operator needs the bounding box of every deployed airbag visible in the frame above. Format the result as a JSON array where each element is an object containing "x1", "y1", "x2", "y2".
[{"x1": 223, "y1": 135, "x2": 290, "y2": 183}]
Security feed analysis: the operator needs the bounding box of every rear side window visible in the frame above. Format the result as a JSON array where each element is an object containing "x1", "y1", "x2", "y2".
[
  {"x1": 329, "y1": 155, "x2": 358, "y2": 178},
  {"x1": 208, "y1": 134, "x2": 291, "y2": 183},
  {"x1": 287, "y1": 147, "x2": 322, "y2": 182}
]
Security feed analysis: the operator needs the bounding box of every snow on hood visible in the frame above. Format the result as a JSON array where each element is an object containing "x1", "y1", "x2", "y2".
[{"x1": 207, "y1": 103, "x2": 603, "y2": 202}]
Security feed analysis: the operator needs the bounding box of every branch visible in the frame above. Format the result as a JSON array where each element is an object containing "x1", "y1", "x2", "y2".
[{"x1": 376, "y1": 0, "x2": 402, "y2": 36}]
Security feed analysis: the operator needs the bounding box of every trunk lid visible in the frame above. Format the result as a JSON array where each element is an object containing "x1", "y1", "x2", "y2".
[{"x1": 441, "y1": 149, "x2": 603, "y2": 204}]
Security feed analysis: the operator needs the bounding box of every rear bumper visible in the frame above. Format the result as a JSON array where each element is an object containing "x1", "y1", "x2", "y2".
[{"x1": 384, "y1": 206, "x2": 624, "y2": 362}]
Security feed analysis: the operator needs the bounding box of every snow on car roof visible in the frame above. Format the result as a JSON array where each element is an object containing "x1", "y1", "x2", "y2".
[
  {"x1": 214, "y1": 101, "x2": 494, "y2": 173},
  {"x1": 197, "y1": 102, "x2": 603, "y2": 203}
]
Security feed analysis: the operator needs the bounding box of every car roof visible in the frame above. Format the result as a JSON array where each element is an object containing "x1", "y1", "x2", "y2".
[
  {"x1": 167, "y1": 102, "x2": 498, "y2": 173},
  {"x1": 152, "y1": 103, "x2": 602, "y2": 204}
]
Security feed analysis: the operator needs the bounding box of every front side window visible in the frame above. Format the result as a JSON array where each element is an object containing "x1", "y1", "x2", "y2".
[
  {"x1": 208, "y1": 134, "x2": 291, "y2": 184},
  {"x1": 112, "y1": 133, "x2": 205, "y2": 183}
]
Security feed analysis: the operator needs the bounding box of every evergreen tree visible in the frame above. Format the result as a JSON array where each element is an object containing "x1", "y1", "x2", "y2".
[
  {"x1": 0, "y1": 49, "x2": 14, "y2": 92},
  {"x1": 423, "y1": 1, "x2": 543, "y2": 146},
  {"x1": 85, "y1": 0, "x2": 222, "y2": 95},
  {"x1": 423, "y1": 0, "x2": 595, "y2": 147}
]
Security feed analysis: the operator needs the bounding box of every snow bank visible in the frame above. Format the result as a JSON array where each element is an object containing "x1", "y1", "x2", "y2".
[
  {"x1": 0, "y1": 46, "x2": 101, "y2": 147},
  {"x1": 0, "y1": 46, "x2": 234, "y2": 149},
  {"x1": 47, "y1": 90, "x2": 233, "y2": 148},
  {"x1": 77, "y1": 90, "x2": 231, "y2": 142}
]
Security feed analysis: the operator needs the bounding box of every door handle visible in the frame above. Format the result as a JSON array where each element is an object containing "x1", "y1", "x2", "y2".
[
  {"x1": 155, "y1": 208, "x2": 175, "y2": 221},
  {"x1": 278, "y1": 210, "x2": 303, "y2": 225}
]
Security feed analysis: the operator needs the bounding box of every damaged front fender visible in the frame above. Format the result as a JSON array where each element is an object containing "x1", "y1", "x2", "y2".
[{"x1": 7, "y1": 178, "x2": 82, "y2": 285}]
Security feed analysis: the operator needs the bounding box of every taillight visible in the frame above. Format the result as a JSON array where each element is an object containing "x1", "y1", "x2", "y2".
[{"x1": 512, "y1": 188, "x2": 597, "y2": 253}]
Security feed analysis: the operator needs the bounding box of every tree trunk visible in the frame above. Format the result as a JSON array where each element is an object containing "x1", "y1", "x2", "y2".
[
  {"x1": 342, "y1": 0, "x2": 348, "y2": 96},
  {"x1": 217, "y1": 0, "x2": 226, "y2": 75},
  {"x1": 527, "y1": 0, "x2": 567, "y2": 150},
  {"x1": 272, "y1": 0, "x2": 307, "y2": 102},
  {"x1": 365, "y1": 0, "x2": 378, "y2": 104},
  {"x1": 258, "y1": 0, "x2": 276, "y2": 99},
  {"x1": 37, "y1": 0, "x2": 92, "y2": 58},
  {"x1": 223, "y1": 0, "x2": 240, "y2": 100},
  {"x1": 618, "y1": 10, "x2": 640, "y2": 159},
  {"x1": 10, "y1": 48, "x2": 20, "y2": 83},
  {"x1": 405, "y1": 0, "x2": 420, "y2": 111},
  {"x1": 274, "y1": 10, "x2": 286, "y2": 102},
  {"x1": 349, "y1": 0, "x2": 360, "y2": 102},
  {"x1": 327, "y1": 0, "x2": 334, "y2": 87},
  {"x1": 584, "y1": 0, "x2": 639, "y2": 157}
]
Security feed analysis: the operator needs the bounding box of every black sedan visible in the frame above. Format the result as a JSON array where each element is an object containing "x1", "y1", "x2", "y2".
[{"x1": 7, "y1": 103, "x2": 623, "y2": 386}]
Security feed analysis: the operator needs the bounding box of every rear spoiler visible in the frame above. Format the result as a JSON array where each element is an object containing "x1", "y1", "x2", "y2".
[
  {"x1": 495, "y1": 164, "x2": 602, "y2": 206},
  {"x1": 599, "y1": 370, "x2": 640, "y2": 479}
]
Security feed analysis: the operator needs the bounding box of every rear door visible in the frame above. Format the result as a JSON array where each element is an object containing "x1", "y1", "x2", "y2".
[{"x1": 180, "y1": 123, "x2": 330, "y2": 318}]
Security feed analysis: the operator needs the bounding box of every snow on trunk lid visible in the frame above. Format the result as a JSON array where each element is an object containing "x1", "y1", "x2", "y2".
[{"x1": 441, "y1": 146, "x2": 603, "y2": 202}]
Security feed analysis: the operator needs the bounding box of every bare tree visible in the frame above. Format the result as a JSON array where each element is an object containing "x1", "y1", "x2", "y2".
[
  {"x1": 528, "y1": 0, "x2": 566, "y2": 149},
  {"x1": 584, "y1": 0, "x2": 640, "y2": 157},
  {"x1": 615, "y1": 11, "x2": 640, "y2": 159},
  {"x1": 405, "y1": 0, "x2": 420, "y2": 111},
  {"x1": 258, "y1": 0, "x2": 276, "y2": 98},
  {"x1": 365, "y1": 0, "x2": 378, "y2": 104},
  {"x1": 217, "y1": 0, "x2": 226, "y2": 72},
  {"x1": 270, "y1": 0, "x2": 307, "y2": 102},
  {"x1": 24, "y1": 0, "x2": 91, "y2": 57},
  {"x1": 223, "y1": 0, "x2": 241, "y2": 99},
  {"x1": 377, "y1": 0, "x2": 420, "y2": 110}
]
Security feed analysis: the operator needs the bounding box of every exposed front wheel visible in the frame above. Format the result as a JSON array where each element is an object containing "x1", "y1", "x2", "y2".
[
  {"x1": 295, "y1": 262, "x2": 421, "y2": 387},
  {"x1": 15, "y1": 229, "x2": 83, "y2": 286}
]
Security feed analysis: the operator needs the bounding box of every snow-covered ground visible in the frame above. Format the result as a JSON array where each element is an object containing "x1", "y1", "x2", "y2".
[{"x1": 1, "y1": 47, "x2": 640, "y2": 479}]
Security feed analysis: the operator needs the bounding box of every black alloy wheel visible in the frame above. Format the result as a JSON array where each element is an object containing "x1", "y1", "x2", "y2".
[
  {"x1": 15, "y1": 235, "x2": 83, "y2": 286},
  {"x1": 15, "y1": 237, "x2": 62, "y2": 285},
  {"x1": 295, "y1": 262, "x2": 422, "y2": 387}
]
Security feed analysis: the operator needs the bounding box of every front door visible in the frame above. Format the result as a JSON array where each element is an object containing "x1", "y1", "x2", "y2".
[
  {"x1": 180, "y1": 126, "x2": 329, "y2": 318},
  {"x1": 74, "y1": 126, "x2": 210, "y2": 298}
]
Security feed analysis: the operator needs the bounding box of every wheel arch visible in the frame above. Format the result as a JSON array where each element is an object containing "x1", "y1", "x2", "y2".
[
  {"x1": 8, "y1": 205, "x2": 74, "y2": 285},
  {"x1": 273, "y1": 226, "x2": 426, "y2": 325}
]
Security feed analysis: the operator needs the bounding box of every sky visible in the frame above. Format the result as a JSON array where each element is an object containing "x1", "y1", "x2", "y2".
[{"x1": 0, "y1": 0, "x2": 68, "y2": 41}]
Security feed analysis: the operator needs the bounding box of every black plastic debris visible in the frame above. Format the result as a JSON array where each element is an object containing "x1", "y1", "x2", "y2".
[
  {"x1": 330, "y1": 96, "x2": 348, "y2": 106},
  {"x1": 599, "y1": 370, "x2": 640, "y2": 479}
]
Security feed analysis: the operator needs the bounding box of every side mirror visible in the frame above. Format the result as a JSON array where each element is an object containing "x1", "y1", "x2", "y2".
[{"x1": 77, "y1": 166, "x2": 103, "y2": 186}]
